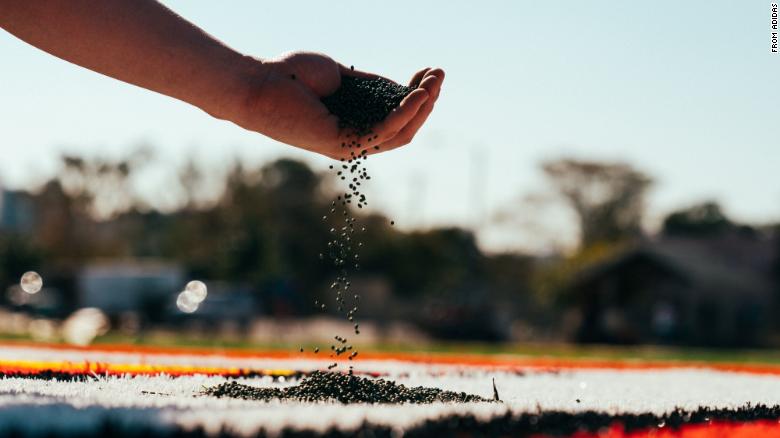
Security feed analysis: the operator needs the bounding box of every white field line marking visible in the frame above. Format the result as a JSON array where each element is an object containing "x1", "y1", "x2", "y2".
[{"x1": 2, "y1": 346, "x2": 780, "y2": 434}]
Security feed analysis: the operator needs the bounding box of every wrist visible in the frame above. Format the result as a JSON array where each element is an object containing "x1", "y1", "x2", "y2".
[{"x1": 200, "y1": 53, "x2": 271, "y2": 124}]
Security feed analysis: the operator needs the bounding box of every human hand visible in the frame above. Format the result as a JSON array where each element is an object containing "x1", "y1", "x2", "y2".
[
  {"x1": 0, "y1": 3, "x2": 444, "y2": 159},
  {"x1": 230, "y1": 52, "x2": 445, "y2": 159}
]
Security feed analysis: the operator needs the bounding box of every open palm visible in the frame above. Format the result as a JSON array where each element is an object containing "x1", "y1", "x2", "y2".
[{"x1": 236, "y1": 52, "x2": 444, "y2": 159}]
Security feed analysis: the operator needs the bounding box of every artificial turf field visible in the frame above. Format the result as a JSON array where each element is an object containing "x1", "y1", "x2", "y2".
[{"x1": 2, "y1": 341, "x2": 780, "y2": 437}]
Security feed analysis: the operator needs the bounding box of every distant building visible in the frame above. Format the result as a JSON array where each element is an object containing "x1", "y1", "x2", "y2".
[
  {"x1": 178, "y1": 281, "x2": 259, "y2": 328},
  {"x1": 78, "y1": 260, "x2": 184, "y2": 317},
  {"x1": 568, "y1": 233, "x2": 779, "y2": 347}
]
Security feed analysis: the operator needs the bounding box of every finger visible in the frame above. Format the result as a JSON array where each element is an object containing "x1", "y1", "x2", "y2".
[
  {"x1": 425, "y1": 67, "x2": 446, "y2": 82},
  {"x1": 373, "y1": 73, "x2": 444, "y2": 151},
  {"x1": 355, "y1": 88, "x2": 428, "y2": 154},
  {"x1": 409, "y1": 67, "x2": 431, "y2": 89},
  {"x1": 413, "y1": 68, "x2": 444, "y2": 98},
  {"x1": 421, "y1": 68, "x2": 445, "y2": 101}
]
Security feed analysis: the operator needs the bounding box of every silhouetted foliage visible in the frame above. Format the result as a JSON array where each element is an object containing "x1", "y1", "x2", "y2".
[
  {"x1": 3, "y1": 151, "x2": 780, "y2": 345},
  {"x1": 1, "y1": 153, "x2": 534, "y2": 319},
  {"x1": 773, "y1": 225, "x2": 780, "y2": 280},
  {"x1": 542, "y1": 159, "x2": 652, "y2": 248},
  {"x1": 662, "y1": 202, "x2": 735, "y2": 237},
  {"x1": 361, "y1": 226, "x2": 484, "y2": 298},
  {"x1": 149, "y1": 158, "x2": 336, "y2": 312}
]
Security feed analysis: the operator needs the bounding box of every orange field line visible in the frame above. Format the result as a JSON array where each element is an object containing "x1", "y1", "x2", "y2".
[
  {"x1": 2, "y1": 340, "x2": 780, "y2": 376},
  {"x1": 0, "y1": 358, "x2": 298, "y2": 377}
]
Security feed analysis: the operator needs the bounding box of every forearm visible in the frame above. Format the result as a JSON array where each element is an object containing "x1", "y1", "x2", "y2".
[{"x1": 0, "y1": 0, "x2": 259, "y2": 119}]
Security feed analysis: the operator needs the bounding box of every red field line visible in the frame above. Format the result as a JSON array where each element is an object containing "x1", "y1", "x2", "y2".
[{"x1": 559, "y1": 419, "x2": 780, "y2": 438}]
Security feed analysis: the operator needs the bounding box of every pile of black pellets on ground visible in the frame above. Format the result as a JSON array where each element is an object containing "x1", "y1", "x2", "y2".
[
  {"x1": 203, "y1": 371, "x2": 490, "y2": 404},
  {"x1": 300, "y1": 71, "x2": 414, "y2": 373}
]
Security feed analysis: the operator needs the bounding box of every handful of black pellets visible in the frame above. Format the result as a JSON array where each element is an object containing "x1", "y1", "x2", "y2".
[{"x1": 322, "y1": 75, "x2": 415, "y2": 137}]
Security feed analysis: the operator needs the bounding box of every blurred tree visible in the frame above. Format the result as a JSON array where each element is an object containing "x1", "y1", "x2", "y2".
[
  {"x1": 178, "y1": 158, "x2": 206, "y2": 211},
  {"x1": 28, "y1": 150, "x2": 153, "y2": 262},
  {"x1": 156, "y1": 158, "x2": 336, "y2": 314},
  {"x1": 3, "y1": 152, "x2": 543, "y2": 329},
  {"x1": 662, "y1": 201, "x2": 734, "y2": 237},
  {"x1": 30, "y1": 180, "x2": 83, "y2": 259},
  {"x1": 542, "y1": 159, "x2": 652, "y2": 248},
  {"x1": 484, "y1": 253, "x2": 534, "y2": 296},
  {"x1": 483, "y1": 252, "x2": 536, "y2": 319},
  {"x1": 532, "y1": 241, "x2": 628, "y2": 305},
  {"x1": 58, "y1": 148, "x2": 150, "y2": 219},
  {"x1": 775, "y1": 224, "x2": 780, "y2": 276},
  {"x1": 360, "y1": 225, "x2": 484, "y2": 298}
]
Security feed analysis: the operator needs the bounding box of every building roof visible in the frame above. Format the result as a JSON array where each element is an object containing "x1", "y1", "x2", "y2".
[{"x1": 571, "y1": 232, "x2": 778, "y2": 300}]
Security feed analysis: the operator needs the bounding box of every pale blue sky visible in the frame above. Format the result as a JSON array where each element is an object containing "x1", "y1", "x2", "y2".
[{"x1": 1, "y1": 1, "x2": 778, "y2": 252}]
